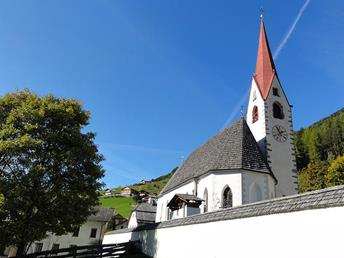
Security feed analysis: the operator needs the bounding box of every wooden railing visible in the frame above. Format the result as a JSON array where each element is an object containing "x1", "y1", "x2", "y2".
[{"x1": 13, "y1": 241, "x2": 139, "y2": 258}]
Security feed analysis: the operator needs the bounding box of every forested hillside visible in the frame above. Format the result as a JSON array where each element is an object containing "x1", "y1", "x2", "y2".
[{"x1": 295, "y1": 108, "x2": 344, "y2": 192}]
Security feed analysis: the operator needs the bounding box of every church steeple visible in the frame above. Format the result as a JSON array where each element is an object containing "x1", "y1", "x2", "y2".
[
  {"x1": 253, "y1": 18, "x2": 276, "y2": 100},
  {"x1": 247, "y1": 17, "x2": 298, "y2": 198}
]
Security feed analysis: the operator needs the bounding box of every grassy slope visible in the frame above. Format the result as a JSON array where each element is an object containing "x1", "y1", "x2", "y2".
[
  {"x1": 130, "y1": 177, "x2": 171, "y2": 194},
  {"x1": 99, "y1": 168, "x2": 177, "y2": 218},
  {"x1": 130, "y1": 168, "x2": 177, "y2": 194},
  {"x1": 99, "y1": 196, "x2": 137, "y2": 218}
]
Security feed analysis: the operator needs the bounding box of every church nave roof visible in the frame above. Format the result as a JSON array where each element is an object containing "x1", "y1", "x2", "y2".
[{"x1": 160, "y1": 118, "x2": 273, "y2": 195}]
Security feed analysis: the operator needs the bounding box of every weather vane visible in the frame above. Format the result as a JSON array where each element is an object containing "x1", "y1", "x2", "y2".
[
  {"x1": 240, "y1": 105, "x2": 244, "y2": 118},
  {"x1": 260, "y1": 7, "x2": 264, "y2": 19}
]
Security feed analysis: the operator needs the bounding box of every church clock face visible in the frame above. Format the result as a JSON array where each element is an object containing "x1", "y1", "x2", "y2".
[{"x1": 272, "y1": 125, "x2": 288, "y2": 142}]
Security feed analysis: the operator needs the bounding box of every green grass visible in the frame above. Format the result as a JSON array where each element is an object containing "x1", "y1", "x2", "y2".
[
  {"x1": 99, "y1": 196, "x2": 137, "y2": 218},
  {"x1": 99, "y1": 167, "x2": 177, "y2": 218},
  {"x1": 130, "y1": 177, "x2": 171, "y2": 194},
  {"x1": 130, "y1": 168, "x2": 176, "y2": 194}
]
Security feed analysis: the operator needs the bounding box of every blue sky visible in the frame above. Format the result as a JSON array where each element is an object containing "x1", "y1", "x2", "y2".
[{"x1": 0, "y1": 1, "x2": 342, "y2": 188}]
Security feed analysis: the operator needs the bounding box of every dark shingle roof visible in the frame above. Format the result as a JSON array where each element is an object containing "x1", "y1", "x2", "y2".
[
  {"x1": 160, "y1": 118, "x2": 272, "y2": 195},
  {"x1": 106, "y1": 185, "x2": 344, "y2": 235},
  {"x1": 133, "y1": 203, "x2": 157, "y2": 225},
  {"x1": 89, "y1": 206, "x2": 114, "y2": 222},
  {"x1": 174, "y1": 194, "x2": 204, "y2": 202}
]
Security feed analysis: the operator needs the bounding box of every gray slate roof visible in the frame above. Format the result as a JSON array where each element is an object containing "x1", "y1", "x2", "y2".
[
  {"x1": 106, "y1": 185, "x2": 344, "y2": 235},
  {"x1": 133, "y1": 203, "x2": 157, "y2": 225},
  {"x1": 89, "y1": 206, "x2": 114, "y2": 222},
  {"x1": 174, "y1": 194, "x2": 204, "y2": 202},
  {"x1": 160, "y1": 118, "x2": 272, "y2": 195}
]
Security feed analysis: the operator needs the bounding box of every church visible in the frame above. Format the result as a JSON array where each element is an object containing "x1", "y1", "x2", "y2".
[{"x1": 155, "y1": 18, "x2": 298, "y2": 222}]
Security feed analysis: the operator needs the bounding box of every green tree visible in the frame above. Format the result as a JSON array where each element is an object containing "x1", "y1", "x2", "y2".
[
  {"x1": 0, "y1": 90, "x2": 104, "y2": 255},
  {"x1": 298, "y1": 160, "x2": 329, "y2": 192},
  {"x1": 326, "y1": 155, "x2": 344, "y2": 187}
]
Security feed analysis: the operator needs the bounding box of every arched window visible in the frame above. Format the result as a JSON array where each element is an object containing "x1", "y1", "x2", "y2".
[
  {"x1": 273, "y1": 102, "x2": 284, "y2": 119},
  {"x1": 222, "y1": 186, "x2": 233, "y2": 208},
  {"x1": 203, "y1": 188, "x2": 208, "y2": 213},
  {"x1": 249, "y1": 183, "x2": 262, "y2": 203},
  {"x1": 252, "y1": 105, "x2": 258, "y2": 123}
]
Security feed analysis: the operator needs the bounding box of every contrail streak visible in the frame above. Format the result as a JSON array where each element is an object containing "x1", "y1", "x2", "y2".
[
  {"x1": 221, "y1": 88, "x2": 250, "y2": 130},
  {"x1": 273, "y1": 0, "x2": 311, "y2": 59},
  {"x1": 220, "y1": 1, "x2": 310, "y2": 131}
]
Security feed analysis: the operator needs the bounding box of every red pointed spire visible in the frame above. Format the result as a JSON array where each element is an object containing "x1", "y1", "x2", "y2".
[{"x1": 253, "y1": 18, "x2": 276, "y2": 100}]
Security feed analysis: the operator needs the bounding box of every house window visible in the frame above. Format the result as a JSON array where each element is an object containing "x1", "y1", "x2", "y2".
[
  {"x1": 273, "y1": 102, "x2": 284, "y2": 119},
  {"x1": 90, "y1": 228, "x2": 97, "y2": 238},
  {"x1": 52, "y1": 244, "x2": 60, "y2": 250},
  {"x1": 273, "y1": 87, "x2": 279, "y2": 96},
  {"x1": 252, "y1": 106, "x2": 259, "y2": 123},
  {"x1": 34, "y1": 243, "x2": 43, "y2": 253},
  {"x1": 72, "y1": 227, "x2": 80, "y2": 237},
  {"x1": 222, "y1": 186, "x2": 233, "y2": 208},
  {"x1": 203, "y1": 188, "x2": 208, "y2": 213}
]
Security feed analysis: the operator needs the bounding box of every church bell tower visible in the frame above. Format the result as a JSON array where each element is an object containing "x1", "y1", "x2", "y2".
[{"x1": 246, "y1": 17, "x2": 298, "y2": 197}]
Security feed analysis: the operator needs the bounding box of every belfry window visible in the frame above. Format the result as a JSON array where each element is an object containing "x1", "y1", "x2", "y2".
[
  {"x1": 252, "y1": 106, "x2": 259, "y2": 123},
  {"x1": 273, "y1": 102, "x2": 284, "y2": 119},
  {"x1": 272, "y1": 87, "x2": 279, "y2": 96},
  {"x1": 222, "y1": 186, "x2": 233, "y2": 208}
]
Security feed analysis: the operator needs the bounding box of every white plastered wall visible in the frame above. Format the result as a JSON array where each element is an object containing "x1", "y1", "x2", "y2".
[
  {"x1": 197, "y1": 171, "x2": 242, "y2": 210},
  {"x1": 128, "y1": 211, "x2": 137, "y2": 228},
  {"x1": 157, "y1": 171, "x2": 243, "y2": 222},
  {"x1": 155, "y1": 182, "x2": 194, "y2": 222},
  {"x1": 104, "y1": 206, "x2": 344, "y2": 258},
  {"x1": 27, "y1": 220, "x2": 107, "y2": 253},
  {"x1": 246, "y1": 79, "x2": 266, "y2": 151}
]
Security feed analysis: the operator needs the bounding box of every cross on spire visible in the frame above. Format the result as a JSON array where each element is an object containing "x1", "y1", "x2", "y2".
[{"x1": 260, "y1": 7, "x2": 264, "y2": 20}]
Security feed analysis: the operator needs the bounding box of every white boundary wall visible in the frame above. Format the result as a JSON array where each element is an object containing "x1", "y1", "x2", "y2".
[{"x1": 103, "y1": 206, "x2": 344, "y2": 258}]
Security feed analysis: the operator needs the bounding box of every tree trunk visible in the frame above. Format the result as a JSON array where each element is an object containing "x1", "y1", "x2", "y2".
[{"x1": 16, "y1": 242, "x2": 27, "y2": 257}]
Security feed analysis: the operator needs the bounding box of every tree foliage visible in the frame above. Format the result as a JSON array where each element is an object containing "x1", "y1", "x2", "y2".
[
  {"x1": 0, "y1": 90, "x2": 104, "y2": 254},
  {"x1": 298, "y1": 160, "x2": 329, "y2": 192},
  {"x1": 326, "y1": 155, "x2": 344, "y2": 187},
  {"x1": 295, "y1": 108, "x2": 344, "y2": 192},
  {"x1": 295, "y1": 108, "x2": 344, "y2": 170}
]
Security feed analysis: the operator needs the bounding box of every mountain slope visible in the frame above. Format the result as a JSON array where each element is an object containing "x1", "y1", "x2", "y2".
[{"x1": 295, "y1": 108, "x2": 344, "y2": 169}]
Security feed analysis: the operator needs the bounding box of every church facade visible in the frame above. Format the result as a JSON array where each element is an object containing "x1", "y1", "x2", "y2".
[{"x1": 156, "y1": 18, "x2": 298, "y2": 222}]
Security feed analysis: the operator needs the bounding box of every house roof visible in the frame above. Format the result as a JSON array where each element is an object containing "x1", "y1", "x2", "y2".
[
  {"x1": 253, "y1": 18, "x2": 277, "y2": 100},
  {"x1": 173, "y1": 194, "x2": 204, "y2": 202},
  {"x1": 167, "y1": 194, "x2": 203, "y2": 210},
  {"x1": 133, "y1": 203, "x2": 157, "y2": 224},
  {"x1": 88, "y1": 206, "x2": 114, "y2": 222},
  {"x1": 160, "y1": 118, "x2": 273, "y2": 195}
]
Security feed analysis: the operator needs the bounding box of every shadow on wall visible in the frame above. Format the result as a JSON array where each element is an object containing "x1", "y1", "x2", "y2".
[
  {"x1": 257, "y1": 137, "x2": 266, "y2": 156},
  {"x1": 130, "y1": 223, "x2": 159, "y2": 258}
]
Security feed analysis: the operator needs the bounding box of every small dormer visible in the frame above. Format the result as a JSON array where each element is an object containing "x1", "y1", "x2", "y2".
[{"x1": 167, "y1": 194, "x2": 203, "y2": 220}]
